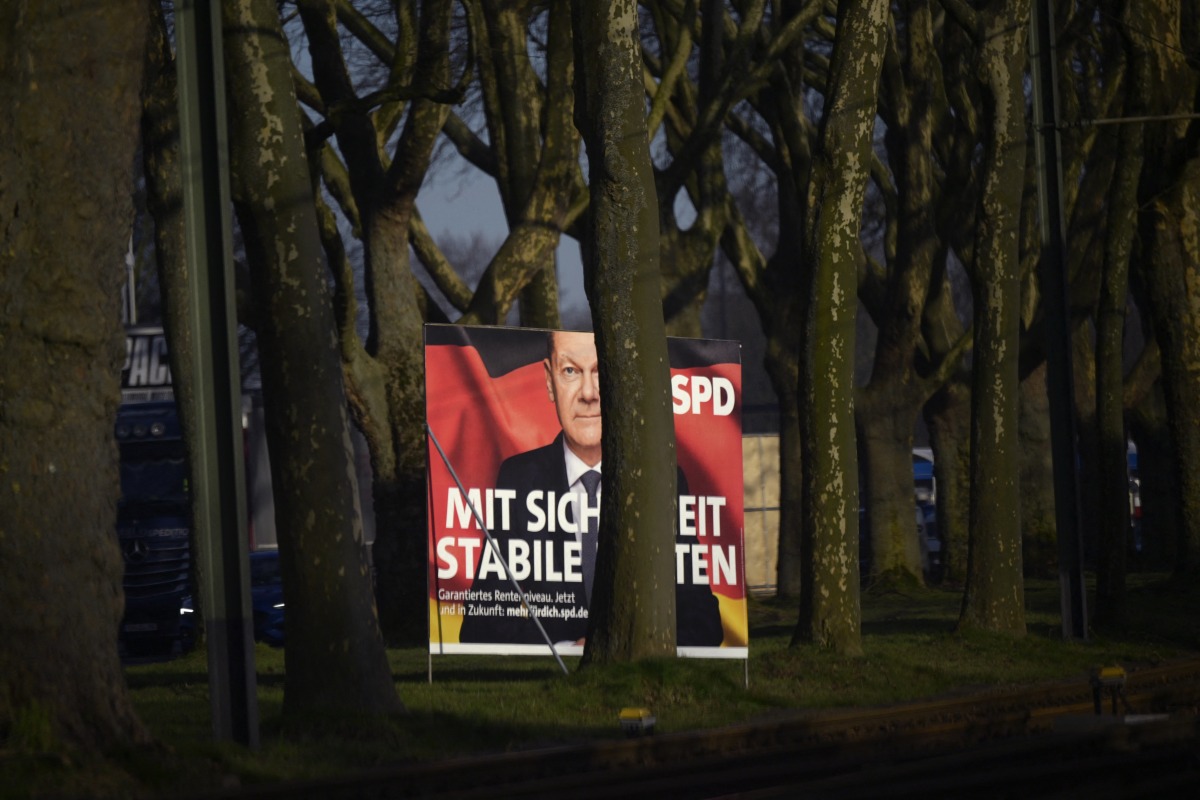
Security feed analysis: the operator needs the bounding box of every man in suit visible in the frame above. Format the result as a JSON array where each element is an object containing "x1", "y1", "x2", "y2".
[{"x1": 459, "y1": 330, "x2": 724, "y2": 647}]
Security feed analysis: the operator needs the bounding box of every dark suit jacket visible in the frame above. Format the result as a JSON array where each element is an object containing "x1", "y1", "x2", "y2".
[{"x1": 458, "y1": 433, "x2": 725, "y2": 647}]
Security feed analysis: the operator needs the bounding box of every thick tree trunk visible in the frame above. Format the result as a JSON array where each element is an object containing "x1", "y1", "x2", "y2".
[
  {"x1": 1142, "y1": 174, "x2": 1200, "y2": 577},
  {"x1": 1136, "y1": 0, "x2": 1200, "y2": 577},
  {"x1": 573, "y1": 0, "x2": 678, "y2": 663},
  {"x1": 1094, "y1": 45, "x2": 1144, "y2": 622},
  {"x1": 0, "y1": 0, "x2": 151, "y2": 752},
  {"x1": 1018, "y1": 364, "x2": 1058, "y2": 577},
  {"x1": 856, "y1": 396, "x2": 924, "y2": 586},
  {"x1": 223, "y1": 0, "x2": 402, "y2": 715},
  {"x1": 856, "y1": 0, "x2": 942, "y2": 591},
  {"x1": 925, "y1": 379, "x2": 971, "y2": 585},
  {"x1": 958, "y1": 1, "x2": 1029, "y2": 636},
  {"x1": 1129, "y1": 386, "x2": 1179, "y2": 568},
  {"x1": 296, "y1": 0, "x2": 453, "y2": 645},
  {"x1": 794, "y1": 0, "x2": 888, "y2": 655},
  {"x1": 1072, "y1": 324, "x2": 1101, "y2": 564},
  {"x1": 768, "y1": 346, "x2": 805, "y2": 601}
]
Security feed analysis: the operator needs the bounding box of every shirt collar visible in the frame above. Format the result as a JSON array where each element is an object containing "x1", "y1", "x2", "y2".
[{"x1": 561, "y1": 438, "x2": 600, "y2": 489}]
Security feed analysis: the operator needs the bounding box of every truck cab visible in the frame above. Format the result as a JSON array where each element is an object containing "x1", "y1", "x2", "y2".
[{"x1": 116, "y1": 400, "x2": 193, "y2": 656}]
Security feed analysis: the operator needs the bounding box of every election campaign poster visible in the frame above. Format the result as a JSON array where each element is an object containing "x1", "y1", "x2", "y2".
[{"x1": 425, "y1": 324, "x2": 748, "y2": 659}]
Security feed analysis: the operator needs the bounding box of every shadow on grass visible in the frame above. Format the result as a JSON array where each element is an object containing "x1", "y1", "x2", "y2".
[
  {"x1": 397, "y1": 664, "x2": 570, "y2": 684},
  {"x1": 860, "y1": 616, "x2": 956, "y2": 637}
]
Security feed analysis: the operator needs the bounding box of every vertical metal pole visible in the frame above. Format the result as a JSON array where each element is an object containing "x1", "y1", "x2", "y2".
[
  {"x1": 1030, "y1": 0, "x2": 1088, "y2": 641},
  {"x1": 175, "y1": 0, "x2": 261, "y2": 745}
]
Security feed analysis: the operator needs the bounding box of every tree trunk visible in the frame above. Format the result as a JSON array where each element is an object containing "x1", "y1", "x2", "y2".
[
  {"x1": 925, "y1": 378, "x2": 972, "y2": 586},
  {"x1": 768, "y1": 346, "x2": 805, "y2": 600},
  {"x1": 1135, "y1": 0, "x2": 1200, "y2": 578},
  {"x1": 856, "y1": 397, "x2": 924, "y2": 586},
  {"x1": 794, "y1": 0, "x2": 888, "y2": 655},
  {"x1": 856, "y1": 0, "x2": 944, "y2": 591},
  {"x1": 0, "y1": 0, "x2": 152, "y2": 752},
  {"x1": 958, "y1": 0, "x2": 1029, "y2": 636},
  {"x1": 473, "y1": 0, "x2": 570, "y2": 329},
  {"x1": 1141, "y1": 172, "x2": 1200, "y2": 577},
  {"x1": 1072, "y1": 323, "x2": 1100, "y2": 565},
  {"x1": 296, "y1": 0, "x2": 454, "y2": 645},
  {"x1": 1094, "y1": 35, "x2": 1145, "y2": 622},
  {"x1": 1018, "y1": 364, "x2": 1057, "y2": 577},
  {"x1": 223, "y1": 0, "x2": 402, "y2": 715},
  {"x1": 1129, "y1": 384, "x2": 1179, "y2": 568},
  {"x1": 573, "y1": 0, "x2": 678, "y2": 663},
  {"x1": 142, "y1": 0, "x2": 209, "y2": 644}
]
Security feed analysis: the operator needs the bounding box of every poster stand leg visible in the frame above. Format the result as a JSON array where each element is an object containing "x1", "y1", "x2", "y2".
[
  {"x1": 427, "y1": 424, "x2": 570, "y2": 676},
  {"x1": 426, "y1": 450, "x2": 437, "y2": 685}
]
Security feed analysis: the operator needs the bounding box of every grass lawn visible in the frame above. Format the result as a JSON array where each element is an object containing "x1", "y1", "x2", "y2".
[{"x1": 8, "y1": 572, "x2": 1199, "y2": 798}]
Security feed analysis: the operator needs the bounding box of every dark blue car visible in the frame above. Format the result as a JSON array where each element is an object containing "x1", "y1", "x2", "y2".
[
  {"x1": 249, "y1": 550, "x2": 285, "y2": 647},
  {"x1": 179, "y1": 549, "x2": 285, "y2": 647}
]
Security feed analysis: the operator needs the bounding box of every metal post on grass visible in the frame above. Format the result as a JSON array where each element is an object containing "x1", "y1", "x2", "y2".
[{"x1": 175, "y1": 0, "x2": 260, "y2": 746}]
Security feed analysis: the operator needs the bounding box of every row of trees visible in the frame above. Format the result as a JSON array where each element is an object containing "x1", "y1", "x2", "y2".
[{"x1": 4, "y1": 0, "x2": 1199, "y2": 761}]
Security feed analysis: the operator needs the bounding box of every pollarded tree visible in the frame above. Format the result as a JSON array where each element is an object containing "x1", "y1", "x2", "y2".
[
  {"x1": 573, "y1": 0, "x2": 680, "y2": 663},
  {"x1": 793, "y1": 0, "x2": 889, "y2": 655},
  {"x1": 856, "y1": 0, "x2": 971, "y2": 589},
  {"x1": 223, "y1": 0, "x2": 403, "y2": 715},
  {"x1": 1135, "y1": 0, "x2": 1200, "y2": 578},
  {"x1": 457, "y1": 0, "x2": 580, "y2": 328},
  {"x1": 294, "y1": 0, "x2": 459, "y2": 643},
  {"x1": 0, "y1": 0, "x2": 153, "y2": 753},
  {"x1": 943, "y1": 0, "x2": 1030, "y2": 635},
  {"x1": 1093, "y1": 1, "x2": 1147, "y2": 624}
]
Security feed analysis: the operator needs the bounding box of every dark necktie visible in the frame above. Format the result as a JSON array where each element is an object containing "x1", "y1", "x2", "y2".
[{"x1": 580, "y1": 470, "x2": 601, "y2": 604}]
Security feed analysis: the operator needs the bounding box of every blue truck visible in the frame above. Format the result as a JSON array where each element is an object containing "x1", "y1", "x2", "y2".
[{"x1": 116, "y1": 328, "x2": 194, "y2": 657}]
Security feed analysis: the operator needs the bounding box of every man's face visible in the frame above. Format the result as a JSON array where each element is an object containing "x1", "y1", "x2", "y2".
[{"x1": 545, "y1": 331, "x2": 601, "y2": 465}]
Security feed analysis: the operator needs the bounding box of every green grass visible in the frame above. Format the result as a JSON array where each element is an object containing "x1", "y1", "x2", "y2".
[{"x1": 6, "y1": 573, "x2": 1199, "y2": 798}]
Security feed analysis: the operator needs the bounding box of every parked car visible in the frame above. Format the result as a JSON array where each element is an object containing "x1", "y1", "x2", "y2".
[
  {"x1": 249, "y1": 549, "x2": 285, "y2": 647},
  {"x1": 178, "y1": 549, "x2": 285, "y2": 648}
]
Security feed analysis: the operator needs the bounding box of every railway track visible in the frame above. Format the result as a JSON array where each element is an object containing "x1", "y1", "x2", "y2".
[{"x1": 210, "y1": 658, "x2": 1200, "y2": 799}]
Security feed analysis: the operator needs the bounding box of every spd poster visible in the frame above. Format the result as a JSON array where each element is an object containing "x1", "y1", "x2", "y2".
[{"x1": 425, "y1": 324, "x2": 747, "y2": 658}]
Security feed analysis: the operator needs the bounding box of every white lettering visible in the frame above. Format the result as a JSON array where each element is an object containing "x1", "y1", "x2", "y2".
[
  {"x1": 527, "y1": 490, "x2": 548, "y2": 532},
  {"x1": 671, "y1": 374, "x2": 690, "y2": 413},
  {"x1": 678, "y1": 495, "x2": 726, "y2": 538},
  {"x1": 675, "y1": 543, "x2": 737, "y2": 587},
  {"x1": 711, "y1": 544, "x2": 736, "y2": 586},
  {"x1": 445, "y1": 488, "x2": 515, "y2": 531},
  {"x1": 671, "y1": 375, "x2": 736, "y2": 416},
  {"x1": 437, "y1": 536, "x2": 481, "y2": 579}
]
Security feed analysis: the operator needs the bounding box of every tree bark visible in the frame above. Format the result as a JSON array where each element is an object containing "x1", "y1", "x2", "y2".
[
  {"x1": 0, "y1": 0, "x2": 152, "y2": 752},
  {"x1": 223, "y1": 0, "x2": 403, "y2": 715},
  {"x1": 573, "y1": 0, "x2": 678, "y2": 663},
  {"x1": 1135, "y1": 0, "x2": 1200, "y2": 578},
  {"x1": 957, "y1": 0, "x2": 1029, "y2": 636},
  {"x1": 1094, "y1": 22, "x2": 1145, "y2": 622},
  {"x1": 925, "y1": 377, "x2": 972, "y2": 585},
  {"x1": 854, "y1": 0, "x2": 944, "y2": 590},
  {"x1": 1018, "y1": 364, "x2": 1058, "y2": 577},
  {"x1": 296, "y1": 0, "x2": 452, "y2": 644},
  {"x1": 794, "y1": 0, "x2": 888, "y2": 655},
  {"x1": 141, "y1": 0, "x2": 209, "y2": 644}
]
